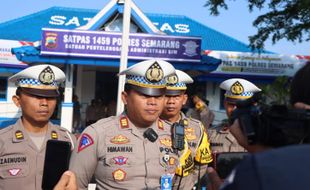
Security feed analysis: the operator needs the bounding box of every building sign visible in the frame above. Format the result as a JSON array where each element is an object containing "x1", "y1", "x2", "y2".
[
  {"x1": 41, "y1": 28, "x2": 201, "y2": 62},
  {"x1": 206, "y1": 50, "x2": 308, "y2": 77},
  {"x1": 0, "y1": 39, "x2": 29, "y2": 68},
  {"x1": 48, "y1": 15, "x2": 191, "y2": 34}
]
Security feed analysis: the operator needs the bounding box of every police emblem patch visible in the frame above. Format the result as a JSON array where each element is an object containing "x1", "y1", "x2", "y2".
[
  {"x1": 230, "y1": 81, "x2": 244, "y2": 95},
  {"x1": 39, "y1": 66, "x2": 55, "y2": 85},
  {"x1": 78, "y1": 133, "x2": 94, "y2": 152},
  {"x1": 182, "y1": 41, "x2": 199, "y2": 57},
  {"x1": 145, "y1": 62, "x2": 164, "y2": 83},
  {"x1": 166, "y1": 74, "x2": 178, "y2": 86},
  {"x1": 113, "y1": 169, "x2": 126, "y2": 181},
  {"x1": 45, "y1": 32, "x2": 58, "y2": 49}
]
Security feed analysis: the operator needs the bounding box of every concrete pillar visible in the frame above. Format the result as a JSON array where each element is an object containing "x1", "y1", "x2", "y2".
[{"x1": 61, "y1": 64, "x2": 74, "y2": 132}]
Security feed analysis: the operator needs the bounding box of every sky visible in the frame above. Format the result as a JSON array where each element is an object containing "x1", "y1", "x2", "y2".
[{"x1": 0, "y1": 0, "x2": 309, "y2": 55}]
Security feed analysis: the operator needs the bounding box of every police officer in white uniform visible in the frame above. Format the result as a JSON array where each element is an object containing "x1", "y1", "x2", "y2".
[
  {"x1": 208, "y1": 78, "x2": 261, "y2": 153},
  {"x1": 0, "y1": 64, "x2": 76, "y2": 190},
  {"x1": 69, "y1": 60, "x2": 193, "y2": 190}
]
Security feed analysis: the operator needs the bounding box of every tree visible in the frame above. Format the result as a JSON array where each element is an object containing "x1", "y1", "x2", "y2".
[
  {"x1": 204, "y1": 0, "x2": 310, "y2": 51},
  {"x1": 260, "y1": 76, "x2": 291, "y2": 105}
]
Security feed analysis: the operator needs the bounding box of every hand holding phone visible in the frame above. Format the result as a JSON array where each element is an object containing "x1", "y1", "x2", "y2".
[
  {"x1": 42, "y1": 140, "x2": 72, "y2": 190},
  {"x1": 213, "y1": 152, "x2": 249, "y2": 179}
]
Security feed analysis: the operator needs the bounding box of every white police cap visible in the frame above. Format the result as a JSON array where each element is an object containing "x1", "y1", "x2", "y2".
[
  {"x1": 165, "y1": 70, "x2": 193, "y2": 95},
  {"x1": 118, "y1": 59, "x2": 176, "y2": 96},
  {"x1": 219, "y1": 78, "x2": 261, "y2": 102},
  {"x1": 9, "y1": 64, "x2": 65, "y2": 97}
]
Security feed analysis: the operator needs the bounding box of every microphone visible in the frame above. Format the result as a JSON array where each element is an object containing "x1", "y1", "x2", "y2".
[{"x1": 143, "y1": 128, "x2": 158, "y2": 142}]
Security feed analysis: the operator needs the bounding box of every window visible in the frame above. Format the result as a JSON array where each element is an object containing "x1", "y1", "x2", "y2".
[{"x1": 0, "y1": 77, "x2": 7, "y2": 100}]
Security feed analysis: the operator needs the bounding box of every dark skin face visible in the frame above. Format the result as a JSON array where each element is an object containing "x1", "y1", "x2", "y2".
[
  {"x1": 12, "y1": 92, "x2": 57, "y2": 132},
  {"x1": 161, "y1": 93, "x2": 188, "y2": 123},
  {"x1": 121, "y1": 89, "x2": 165, "y2": 128},
  {"x1": 224, "y1": 100, "x2": 237, "y2": 118}
]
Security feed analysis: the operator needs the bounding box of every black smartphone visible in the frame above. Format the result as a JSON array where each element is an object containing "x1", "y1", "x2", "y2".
[
  {"x1": 41, "y1": 140, "x2": 71, "y2": 190},
  {"x1": 213, "y1": 152, "x2": 249, "y2": 179}
]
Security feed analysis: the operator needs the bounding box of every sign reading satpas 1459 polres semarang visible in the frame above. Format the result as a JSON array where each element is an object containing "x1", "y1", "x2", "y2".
[{"x1": 41, "y1": 28, "x2": 202, "y2": 62}]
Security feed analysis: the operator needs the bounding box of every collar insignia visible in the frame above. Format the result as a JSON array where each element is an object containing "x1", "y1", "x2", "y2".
[
  {"x1": 183, "y1": 119, "x2": 188, "y2": 126},
  {"x1": 120, "y1": 116, "x2": 129, "y2": 129},
  {"x1": 158, "y1": 120, "x2": 164, "y2": 130},
  {"x1": 15, "y1": 130, "x2": 24, "y2": 140},
  {"x1": 51, "y1": 131, "x2": 58, "y2": 139}
]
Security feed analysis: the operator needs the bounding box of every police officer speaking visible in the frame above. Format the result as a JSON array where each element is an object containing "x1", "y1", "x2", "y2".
[
  {"x1": 0, "y1": 64, "x2": 76, "y2": 190},
  {"x1": 160, "y1": 70, "x2": 213, "y2": 189},
  {"x1": 69, "y1": 59, "x2": 189, "y2": 189}
]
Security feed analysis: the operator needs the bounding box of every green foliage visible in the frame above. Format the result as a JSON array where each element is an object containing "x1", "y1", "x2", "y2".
[
  {"x1": 260, "y1": 76, "x2": 291, "y2": 105},
  {"x1": 204, "y1": 0, "x2": 310, "y2": 51}
]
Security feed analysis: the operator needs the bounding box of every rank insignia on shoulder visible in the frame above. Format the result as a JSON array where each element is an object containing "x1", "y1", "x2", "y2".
[
  {"x1": 183, "y1": 119, "x2": 188, "y2": 126},
  {"x1": 120, "y1": 116, "x2": 129, "y2": 129},
  {"x1": 15, "y1": 130, "x2": 23, "y2": 140},
  {"x1": 158, "y1": 120, "x2": 164, "y2": 130},
  {"x1": 51, "y1": 131, "x2": 58, "y2": 139},
  {"x1": 113, "y1": 169, "x2": 126, "y2": 181},
  {"x1": 78, "y1": 133, "x2": 94, "y2": 153}
]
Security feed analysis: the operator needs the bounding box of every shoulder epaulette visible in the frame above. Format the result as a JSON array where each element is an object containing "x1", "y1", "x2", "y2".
[{"x1": 0, "y1": 125, "x2": 14, "y2": 135}]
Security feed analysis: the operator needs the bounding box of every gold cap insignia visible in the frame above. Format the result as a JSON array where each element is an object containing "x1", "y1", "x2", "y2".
[
  {"x1": 230, "y1": 81, "x2": 244, "y2": 95},
  {"x1": 145, "y1": 62, "x2": 164, "y2": 83},
  {"x1": 39, "y1": 66, "x2": 55, "y2": 85},
  {"x1": 51, "y1": 131, "x2": 58, "y2": 139},
  {"x1": 166, "y1": 74, "x2": 178, "y2": 86},
  {"x1": 15, "y1": 130, "x2": 24, "y2": 140}
]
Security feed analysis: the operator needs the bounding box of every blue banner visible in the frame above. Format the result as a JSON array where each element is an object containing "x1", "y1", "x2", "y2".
[{"x1": 41, "y1": 28, "x2": 201, "y2": 62}]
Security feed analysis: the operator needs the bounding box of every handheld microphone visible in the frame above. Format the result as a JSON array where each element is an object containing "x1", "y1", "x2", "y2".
[{"x1": 143, "y1": 128, "x2": 158, "y2": 142}]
